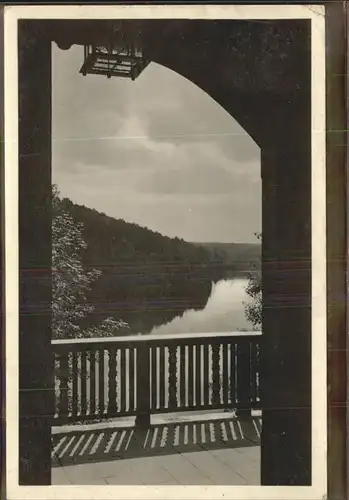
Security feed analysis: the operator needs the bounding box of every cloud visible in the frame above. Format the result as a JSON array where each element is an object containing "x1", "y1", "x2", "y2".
[
  {"x1": 139, "y1": 141, "x2": 260, "y2": 196},
  {"x1": 52, "y1": 44, "x2": 261, "y2": 243},
  {"x1": 53, "y1": 46, "x2": 259, "y2": 163},
  {"x1": 53, "y1": 135, "x2": 175, "y2": 171},
  {"x1": 141, "y1": 164, "x2": 235, "y2": 195}
]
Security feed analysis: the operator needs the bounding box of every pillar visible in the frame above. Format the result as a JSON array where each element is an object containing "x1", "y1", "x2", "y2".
[
  {"x1": 260, "y1": 95, "x2": 312, "y2": 485},
  {"x1": 18, "y1": 21, "x2": 53, "y2": 485}
]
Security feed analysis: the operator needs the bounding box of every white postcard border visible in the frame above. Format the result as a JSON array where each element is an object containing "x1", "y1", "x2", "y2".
[{"x1": 4, "y1": 4, "x2": 326, "y2": 500}]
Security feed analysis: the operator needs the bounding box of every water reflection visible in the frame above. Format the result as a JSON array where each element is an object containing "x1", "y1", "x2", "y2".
[{"x1": 151, "y1": 279, "x2": 252, "y2": 335}]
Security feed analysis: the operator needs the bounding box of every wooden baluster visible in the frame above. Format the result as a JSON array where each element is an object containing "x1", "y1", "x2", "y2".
[
  {"x1": 136, "y1": 343, "x2": 150, "y2": 427},
  {"x1": 168, "y1": 344, "x2": 178, "y2": 410},
  {"x1": 180, "y1": 345, "x2": 186, "y2": 407},
  {"x1": 129, "y1": 347, "x2": 135, "y2": 412},
  {"x1": 71, "y1": 352, "x2": 78, "y2": 418},
  {"x1": 188, "y1": 345, "x2": 194, "y2": 408},
  {"x1": 120, "y1": 347, "x2": 127, "y2": 413},
  {"x1": 98, "y1": 349, "x2": 105, "y2": 417},
  {"x1": 230, "y1": 343, "x2": 237, "y2": 406},
  {"x1": 195, "y1": 344, "x2": 201, "y2": 407},
  {"x1": 250, "y1": 341, "x2": 258, "y2": 408},
  {"x1": 89, "y1": 351, "x2": 96, "y2": 416},
  {"x1": 151, "y1": 346, "x2": 157, "y2": 411},
  {"x1": 222, "y1": 342, "x2": 229, "y2": 406},
  {"x1": 203, "y1": 343, "x2": 209, "y2": 407},
  {"x1": 236, "y1": 341, "x2": 252, "y2": 418},
  {"x1": 58, "y1": 352, "x2": 69, "y2": 422},
  {"x1": 107, "y1": 347, "x2": 117, "y2": 416},
  {"x1": 211, "y1": 343, "x2": 221, "y2": 407},
  {"x1": 188, "y1": 344, "x2": 194, "y2": 408},
  {"x1": 80, "y1": 351, "x2": 87, "y2": 416},
  {"x1": 159, "y1": 346, "x2": 165, "y2": 409},
  {"x1": 256, "y1": 341, "x2": 261, "y2": 403}
]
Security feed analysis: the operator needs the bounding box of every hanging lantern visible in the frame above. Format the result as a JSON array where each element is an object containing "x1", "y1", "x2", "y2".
[{"x1": 79, "y1": 23, "x2": 149, "y2": 81}]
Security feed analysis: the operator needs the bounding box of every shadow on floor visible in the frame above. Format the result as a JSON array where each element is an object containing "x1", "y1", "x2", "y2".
[{"x1": 52, "y1": 415, "x2": 261, "y2": 467}]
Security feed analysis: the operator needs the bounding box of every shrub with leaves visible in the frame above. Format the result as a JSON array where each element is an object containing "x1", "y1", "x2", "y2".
[
  {"x1": 52, "y1": 185, "x2": 128, "y2": 339},
  {"x1": 243, "y1": 232, "x2": 262, "y2": 331},
  {"x1": 52, "y1": 186, "x2": 129, "y2": 417}
]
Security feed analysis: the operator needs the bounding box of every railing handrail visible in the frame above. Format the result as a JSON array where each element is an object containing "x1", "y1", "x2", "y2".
[
  {"x1": 52, "y1": 330, "x2": 262, "y2": 347},
  {"x1": 53, "y1": 329, "x2": 261, "y2": 424}
]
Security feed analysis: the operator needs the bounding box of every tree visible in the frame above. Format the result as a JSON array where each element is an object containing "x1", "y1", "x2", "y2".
[
  {"x1": 52, "y1": 185, "x2": 127, "y2": 339},
  {"x1": 243, "y1": 232, "x2": 262, "y2": 331}
]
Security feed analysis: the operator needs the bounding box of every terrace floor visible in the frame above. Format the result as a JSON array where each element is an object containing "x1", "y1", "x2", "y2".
[{"x1": 52, "y1": 412, "x2": 261, "y2": 485}]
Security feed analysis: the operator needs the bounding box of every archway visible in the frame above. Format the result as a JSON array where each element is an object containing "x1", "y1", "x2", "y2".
[{"x1": 18, "y1": 18, "x2": 312, "y2": 486}]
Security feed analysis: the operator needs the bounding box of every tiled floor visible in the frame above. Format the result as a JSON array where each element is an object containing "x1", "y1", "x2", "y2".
[
  {"x1": 52, "y1": 446, "x2": 260, "y2": 485},
  {"x1": 52, "y1": 412, "x2": 261, "y2": 486}
]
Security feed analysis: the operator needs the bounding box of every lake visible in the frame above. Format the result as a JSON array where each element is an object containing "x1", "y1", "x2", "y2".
[
  {"x1": 53, "y1": 278, "x2": 257, "y2": 418},
  {"x1": 150, "y1": 278, "x2": 253, "y2": 335}
]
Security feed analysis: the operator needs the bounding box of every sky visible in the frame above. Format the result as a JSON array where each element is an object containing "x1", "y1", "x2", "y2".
[{"x1": 52, "y1": 44, "x2": 261, "y2": 244}]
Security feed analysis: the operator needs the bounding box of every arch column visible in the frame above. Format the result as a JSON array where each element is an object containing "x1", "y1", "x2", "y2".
[
  {"x1": 260, "y1": 98, "x2": 311, "y2": 485},
  {"x1": 18, "y1": 22, "x2": 53, "y2": 485}
]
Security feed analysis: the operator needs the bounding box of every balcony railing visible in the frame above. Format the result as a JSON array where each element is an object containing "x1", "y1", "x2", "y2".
[{"x1": 52, "y1": 331, "x2": 261, "y2": 425}]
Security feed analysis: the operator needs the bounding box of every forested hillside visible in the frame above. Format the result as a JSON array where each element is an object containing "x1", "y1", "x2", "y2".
[
  {"x1": 192, "y1": 242, "x2": 261, "y2": 277},
  {"x1": 58, "y1": 197, "x2": 260, "y2": 335}
]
